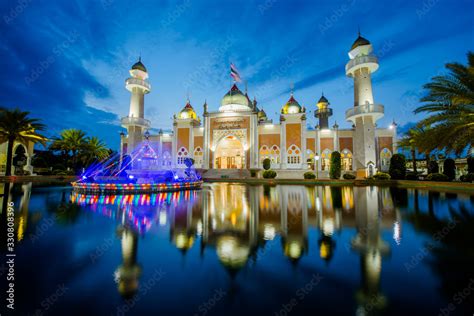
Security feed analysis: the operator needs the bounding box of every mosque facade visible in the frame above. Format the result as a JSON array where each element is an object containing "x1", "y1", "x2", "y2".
[{"x1": 120, "y1": 34, "x2": 397, "y2": 178}]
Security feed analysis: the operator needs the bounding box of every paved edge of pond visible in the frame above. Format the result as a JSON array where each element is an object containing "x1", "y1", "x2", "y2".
[
  {"x1": 1, "y1": 176, "x2": 473, "y2": 193},
  {"x1": 203, "y1": 178, "x2": 474, "y2": 193}
]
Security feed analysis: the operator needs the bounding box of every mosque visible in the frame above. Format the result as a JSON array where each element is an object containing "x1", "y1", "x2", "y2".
[{"x1": 120, "y1": 33, "x2": 397, "y2": 178}]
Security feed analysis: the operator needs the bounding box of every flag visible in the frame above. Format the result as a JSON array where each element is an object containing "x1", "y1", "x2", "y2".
[{"x1": 230, "y1": 63, "x2": 241, "y2": 82}]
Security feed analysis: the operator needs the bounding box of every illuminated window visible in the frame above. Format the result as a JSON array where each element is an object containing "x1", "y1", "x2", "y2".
[
  {"x1": 321, "y1": 149, "x2": 331, "y2": 171},
  {"x1": 287, "y1": 145, "x2": 301, "y2": 166},
  {"x1": 193, "y1": 147, "x2": 203, "y2": 167},
  {"x1": 380, "y1": 148, "x2": 392, "y2": 172},
  {"x1": 177, "y1": 147, "x2": 189, "y2": 165},
  {"x1": 260, "y1": 145, "x2": 280, "y2": 167},
  {"x1": 341, "y1": 149, "x2": 353, "y2": 171},
  {"x1": 162, "y1": 151, "x2": 171, "y2": 167}
]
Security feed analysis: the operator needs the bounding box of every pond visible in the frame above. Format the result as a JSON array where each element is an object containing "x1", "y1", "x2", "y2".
[{"x1": 1, "y1": 182, "x2": 473, "y2": 315}]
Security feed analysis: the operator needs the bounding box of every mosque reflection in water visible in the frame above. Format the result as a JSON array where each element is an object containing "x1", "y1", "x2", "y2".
[{"x1": 69, "y1": 183, "x2": 400, "y2": 310}]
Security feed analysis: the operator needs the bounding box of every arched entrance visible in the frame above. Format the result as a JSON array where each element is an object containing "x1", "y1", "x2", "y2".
[{"x1": 214, "y1": 135, "x2": 245, "y2": 169}]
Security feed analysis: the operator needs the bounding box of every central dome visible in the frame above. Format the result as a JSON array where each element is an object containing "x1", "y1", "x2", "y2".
[
  {"x1": 219, "y1": 84, "x2": 251, "y2": 112},
  {"x1": 281, "y1": 94, "x2": 303, "y2": 114}
]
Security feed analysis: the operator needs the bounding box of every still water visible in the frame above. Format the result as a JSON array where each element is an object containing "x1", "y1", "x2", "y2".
[{"x1": 1, "y1": 183, "x2": 473, "y2": 315}]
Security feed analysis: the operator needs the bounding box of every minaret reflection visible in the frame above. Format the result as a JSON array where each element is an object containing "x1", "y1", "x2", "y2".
[
  {"x1": 115, "y1": 213, "x2": 142, "y2": 299},
  {"x1": 315, "y1": 186, "x2": 343, "y2": 263},
  {"x1": 16, "y1": 182, "x2": 32, "y2": 242},
  {"x1": 351, "y1": 186, "x2": 400, "y2": 314},
  {"x1": 199, "y1": 184, "x2": 258, "y2": 274},
  {"x1": 280, "y1": 186, "x2": 308, "y2": 263}
]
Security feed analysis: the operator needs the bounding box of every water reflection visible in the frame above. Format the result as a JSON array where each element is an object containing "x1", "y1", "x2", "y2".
[{"x1": 2, "y1": 182, "x2": 473, "y2": 315}]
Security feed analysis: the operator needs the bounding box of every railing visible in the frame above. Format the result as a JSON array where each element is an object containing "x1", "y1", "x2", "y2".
[
  {"x1": 121, "y1": 116, "x2": 151, "y2": 127},
  {"x1": 345, "y1": 55, "x2": 378, "y2": 73},
  {"x1": 315, "y1": 108, "x2": 333, "y2": 116},
  {"x1": 125, "y1": 78, "x2": 151, "y2": 90},
  {"x1": 345, "y1": 104, "x2": 384, "y2": 119}
]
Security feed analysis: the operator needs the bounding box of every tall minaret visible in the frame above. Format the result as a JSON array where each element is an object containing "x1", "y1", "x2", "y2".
[
  {"x1": 121, "y1": 58, "x2": 151, "y2": 154},
  {"x1": 314, "y1": 93, "x2": 333, "y2": 130},
  {"x1": 345, "y1": 32, "x2": 384, "y2": 178}
]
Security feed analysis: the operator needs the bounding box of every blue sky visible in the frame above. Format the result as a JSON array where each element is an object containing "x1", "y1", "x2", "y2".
[{"x1": 0, "y1": 0, "x2": 473, "y2": 149}]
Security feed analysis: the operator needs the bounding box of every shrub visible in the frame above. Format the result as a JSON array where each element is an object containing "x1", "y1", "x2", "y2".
[
  {"x1": 343, "y1": 173, "x2": 356, "y2": 180},
  {"x1": 468, "y1": 156, "x2": 474, "y2": 174},
  {"x1": 304, "y1": 172, "x2": 316, "y2": 179},
  {"x1": 389, "y1": 154, "x2": 406, "y2": 180},
  {"x1": 426, "y1": 173, "x2": 449, "y2": 182},
  {"x1": 373, "y1": 172, "x2": 391, "y2": 180},
  {"x1": 443, "y1": 158, "x2": 456, "y2": 181},
  {"x1": 427, "y1": 161, "x2": 439, "y2": 174},
  {"x1": 329, "y1": 151, "x2": 341, "y2": 179},
  {"x1": 262, "y1": 158, "x2": 271, "y2": 171},
  {"x1": 405, "y1": 172, "x2": 418, "y2": 180},
  {"x1": 250, "y1": 170, "x2": 257, "y2": 177},
  {"x1": 262, "y1": 170, "x2": 277, "y2": 179},
  {"x1": 460, "y1": 173, "x2": 474, "y2": 183}
]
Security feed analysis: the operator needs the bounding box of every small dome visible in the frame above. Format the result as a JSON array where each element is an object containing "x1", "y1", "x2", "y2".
[
  {"x1": 177, "y1": 100, "x2": 198, "y2": 120},
  {"x1": 257, "y1": 108, "x2": 267, "y2": 121},
  {"x1": 281, "y1": 94, "x2": 302, "y2": 114},
  {"x1": 220, "y1": 84, "x2": 251, "y2": 111},
  {"x1": 318, "y1": 95, "x2": 329, "y2": 104},
  {"x1": 351, "y1": 35, "x2": 371, "y2": 50},
  {"x1": 131, "y1": 58, "x2": 147, "y2": 72}
]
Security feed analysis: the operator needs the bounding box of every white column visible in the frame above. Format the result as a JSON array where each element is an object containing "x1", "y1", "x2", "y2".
[
  {"x1": 280, "y1": 119, "x2": 287, "y2": 169},
  {"x1": 333, "y1": 128, "x2": 339, "y2": 152},
  {"x1": 203, "y1": 116, "x2": 210, "y2": 169},
  {"x1": 172, "y1": 124, "x2": 177, "y2": 167},
  {"x1": 316, "y1": 128, "x2": 322, "y2": 172},
  {"x1": 301, "y1": 119, "x2": 306, "y2": 170}
]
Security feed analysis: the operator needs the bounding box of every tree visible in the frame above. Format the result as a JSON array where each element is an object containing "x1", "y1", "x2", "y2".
[
  {"x1": 389, "y1": 154, "x2": 406, "y2": 180},
  {"x1": 50, "y1": 129, "x2": 87, "y2": 171},
  {"x1": 414, "y1": 52, "x2": 474, "y2": 155},
  {"x1": 184, "y1": 157, "x2": 194, "y2": 169},
  {"x1": 427, "y1": 160, "x2": 439, "y2": 174},
  {"x1": 398, "y1": 127, "x2": 427, "y2": 173},
  {"x1": 0, "y1": 108, "x2": 46, "y2": 176},
  {"x1": 262, "y1": 158, "x2": 271, "y2": 171},
  {"x1": 467, "y1": 156, "x2": 474, "y2": 174},
  {"x1": 443, "y1": 158, "x2": 456, "y2": 181},
  {"x1": 329, "y1": 151, "x2": 341, "y2": 179},
  {"x1": 81, "y1": 136, "x2": 109, "y2": 166}
]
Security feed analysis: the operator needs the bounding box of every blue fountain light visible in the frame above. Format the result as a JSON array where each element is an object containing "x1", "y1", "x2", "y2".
[{"x1": 72, "y1": 138, "x2": 202, "y2": 194}]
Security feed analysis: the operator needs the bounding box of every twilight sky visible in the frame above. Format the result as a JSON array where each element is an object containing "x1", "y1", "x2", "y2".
[{"x1": 0, "y1": 0, "x2": 473, "y2": 149}]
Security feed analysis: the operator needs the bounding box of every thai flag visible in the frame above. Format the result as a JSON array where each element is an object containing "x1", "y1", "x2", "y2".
[{"x1": 230, "y1": 63, "x2": 241, "y2": 82}]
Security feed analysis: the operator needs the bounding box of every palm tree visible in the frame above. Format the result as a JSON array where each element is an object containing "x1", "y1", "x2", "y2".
[
  {"x1": 81, "y1": 136, "x2": 109, "y2": 166},
  {"x1": 0, "y1": 108, "x2": 46, "y2": 176},
  {"x1": 398, "y1": 127, "x2": 433, "y2": 173},
  {"x1": 415, "y1": 52, "x2": 474, "y2": 155},
  {"x1": 50, "y1": 129, "x2": 87, "y2": 170}
]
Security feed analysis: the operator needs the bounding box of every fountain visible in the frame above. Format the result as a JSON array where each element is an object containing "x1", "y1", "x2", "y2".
[{"x1": 72, "y1": 138, "x2": 202, "y2": 194}]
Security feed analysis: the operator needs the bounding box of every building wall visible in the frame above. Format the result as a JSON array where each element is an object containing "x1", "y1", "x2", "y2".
[
  {"x1": 378, "y1": 136, "x2": 393, "y2": 151},
  {"x1": 285, "y1": 123, "x2": 301, "y2": 148},
  {"x1": 306, "y1": 138, "x2": 315, "y2": 153},
  {"x1": 320, "y1": 137, "x2": 334, "y2": 151},
  {"x1": 194, "y1": 136, "x2": 203, "y2": 149},
  {"x1": 339, "y1": 137, "x2": 353, "y2": 152},
  {"x1": 259, "y1": 134, "x2": 280, "y2": 148},
  {"x1": 177, "y1": 128, "x2": 190, "y2": 150}
]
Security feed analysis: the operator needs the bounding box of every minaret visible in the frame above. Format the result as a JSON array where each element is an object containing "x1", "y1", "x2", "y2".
[
  {"x1": 121, "y1": 58, "x2": 151, "y2": 154},
  {"x1": 345, "y1": 31, "x2": 384, "y2": 178},
  {"x1": 315, "y1": 93, "x2": 333, "y2": 130}
]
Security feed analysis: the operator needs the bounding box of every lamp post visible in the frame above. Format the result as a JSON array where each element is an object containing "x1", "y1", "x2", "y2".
[{"x1": 314, "y1": 153, "x2": 320, "y2": 179}]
